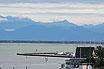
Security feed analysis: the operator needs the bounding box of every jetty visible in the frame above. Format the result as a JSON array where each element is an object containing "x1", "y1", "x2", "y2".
[{"x1": 17, "y1": 52, "x2": 73, "y2": 58}]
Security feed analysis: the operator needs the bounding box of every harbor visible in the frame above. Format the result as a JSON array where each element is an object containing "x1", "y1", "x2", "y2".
[
  {"x1": 17, "y1": 46, "x2": 96, "y2": 69},
  {"x1": 0, "y1": 42, "x2": 103, "y2": 69}
]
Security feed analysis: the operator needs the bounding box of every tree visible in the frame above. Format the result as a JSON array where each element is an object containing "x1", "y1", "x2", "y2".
[
  {"x1": 81, "y1": 46, "x2": 104, "y2": 68},
  {"x1": 96, "y1": 46, "x2": 104, "y2": 58}
]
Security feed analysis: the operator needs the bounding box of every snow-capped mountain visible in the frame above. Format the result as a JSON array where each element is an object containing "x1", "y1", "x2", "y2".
[{"x1": 0, "y1": 16, "x2": 104, "y2": 41}]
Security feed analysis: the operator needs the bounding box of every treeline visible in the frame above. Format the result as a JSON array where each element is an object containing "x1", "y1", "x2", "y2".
[{"x1": 0, "y1": 40, "x2": 104, "y2": 44}]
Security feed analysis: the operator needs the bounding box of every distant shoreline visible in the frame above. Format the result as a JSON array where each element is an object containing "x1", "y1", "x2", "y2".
[{"x1": 0, "y1": 40, "x2": 103, "y2": 44}]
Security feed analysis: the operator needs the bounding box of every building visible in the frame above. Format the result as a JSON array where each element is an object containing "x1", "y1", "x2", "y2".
[{"x1": 75, "y1": 47, "x2": 95, "y2": 58}]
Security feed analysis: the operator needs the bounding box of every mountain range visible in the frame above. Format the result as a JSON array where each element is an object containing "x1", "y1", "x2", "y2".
[{"x1": 0, "y1": 16, "x2": 104, "y2": 41}]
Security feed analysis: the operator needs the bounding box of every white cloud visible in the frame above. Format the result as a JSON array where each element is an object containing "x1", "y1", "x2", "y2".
[
  {"x1": 4, "y1": 29, "x2": 16, "y2": 32},
  {"x1": 0, "y1": 3, "x2": 104, "y2": 14},
  {"x1": 0, "y1": 3, "x2": 104, "y2": 25},
  {"x1": 0, "y1": 0, "x2": 104, "y2": 3}
]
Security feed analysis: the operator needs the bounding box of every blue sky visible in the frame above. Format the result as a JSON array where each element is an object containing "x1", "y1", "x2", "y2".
[{"x1": 0, "y1": 0, "x2": 104, "y2": 25}]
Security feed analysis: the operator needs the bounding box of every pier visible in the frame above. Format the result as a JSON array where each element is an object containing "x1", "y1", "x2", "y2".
[{"x1": 17, "y1": 52, "x2": 73, "y2": 58}]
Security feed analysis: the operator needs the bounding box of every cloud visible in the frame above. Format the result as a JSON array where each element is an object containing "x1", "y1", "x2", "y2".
[
  {"x1": 0, "y1": 3, "x2": 104, "y2": 14},
  {"x1": 0, "y1": 3, "x2": 104, "y2": 25},
  {"x1": 0, "y1": 0, "x2": 104, "y2": 3},
  {"x1": 4, "y1": 29, "x2": 16, "y2": 32}
]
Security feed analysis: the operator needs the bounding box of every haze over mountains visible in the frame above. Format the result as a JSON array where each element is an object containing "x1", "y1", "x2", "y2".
[{"x1": 0, "y1": 16, "x2": 104, "y2": 41}]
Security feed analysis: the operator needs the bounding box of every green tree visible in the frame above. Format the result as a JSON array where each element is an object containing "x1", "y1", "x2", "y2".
[
  {"x1": 96, "y1": 46, "x2": 104, "y2": 58},
  {"x1": 81, "y1": 46, "x2": 104, "y2": 68}
]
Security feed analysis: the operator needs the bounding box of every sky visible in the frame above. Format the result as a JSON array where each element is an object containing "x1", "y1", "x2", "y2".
[{"x1": 0, "y1": 0, "x2": 104, "y2": 25}]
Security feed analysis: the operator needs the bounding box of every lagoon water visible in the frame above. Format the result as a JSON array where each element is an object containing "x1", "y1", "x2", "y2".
[{"x1": 0, "y1": 43, "x2": 102, "y2": 69}]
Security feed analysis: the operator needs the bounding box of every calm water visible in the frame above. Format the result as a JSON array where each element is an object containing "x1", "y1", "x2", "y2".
[{"x1": 0, "y1": 43, "x2": 102, "y2": 69}]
